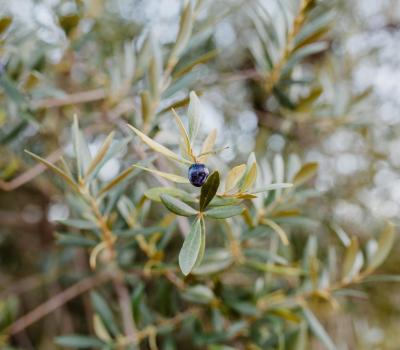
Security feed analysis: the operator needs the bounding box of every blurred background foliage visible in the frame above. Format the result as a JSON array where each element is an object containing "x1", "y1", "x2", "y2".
[{"x1": 1, "y1": 0, "x2": 400, "y2": 349}]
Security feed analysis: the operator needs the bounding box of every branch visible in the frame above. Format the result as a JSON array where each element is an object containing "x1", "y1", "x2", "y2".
[
  {"x1": 7, "y1": 272, "x2": 110, "y2": 335},
  {"x1": 32, "y1": 88, "x2": 106, "y2": 109},
  {"x1": 113, "y1": 275, "x2": 137, "y2": 343}
]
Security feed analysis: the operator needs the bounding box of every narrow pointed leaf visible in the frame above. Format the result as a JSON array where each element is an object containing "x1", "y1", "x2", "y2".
[
  {"x1": 240, "y1": 162, "x2": 257, "y2": 192},
  {"x1": 133, "y1": 164, "x2": 190, "y2": 184},
  {"x1": 262, "y1": 218, "x2": 289, "y2": 245},
  {"x1": 127, "y1": 124, "x2": 191, "y2": 164},
  {"x1": 98, "y1": 166, "x2": 137, "y2": 196},
  {"x1": 198, "y1": 129, "x2": 217, "y2": 163},
  {"x1": 200, "y1": 171, "x2": 220, "y2": 211},
  {"x1": 194, "y1": 217, "x2": 206, "y2": 268},
  {"x1": 293, "y1": 162, "x2": 318, "y2": 186},
  {"x1": 252, "y1": 183, "x2": 293, "y2": 193},
  {"x1": 169, "y1": 2, "x2": 193, "y2": 63},
  {"x1": 172, "y1": 108, "x2": 193, "y2": 161},
  {"x1": 341, "y1": 237, "x2": 359, "y2": 282},
  {"x1": 225, "y1": 164, "x2": 246, "y2": 192},
  {"x1": 205, "y1": 205, "x2": 243, "y2": 219},
  {"x1": 25, "y1": 150, "x2": 78, "y2": 191},
  {"x1": 85, "y1": 132, "x2": 114, "y2": 178},
  {"x1": 160, "y1": 194, "x2": 197, "y2": 217},
  {"x1": 303, "y1": 307, "x2": 336, "y2": 350},
  {"x1": 188, "y1": 91, "x2": 201, "y2": 143},
  {"x1": 179, "y1": 218, "x2": 203, "y2": 275},
  {"x1": 72, "y1": 115, "x2": 83, "y2": 178},
  {"x1": 367, "y1": 222, "x2": 395, "y2": 272},
  {"x1": 54, "y1": 335, "x2": 105, "y2": 348}
]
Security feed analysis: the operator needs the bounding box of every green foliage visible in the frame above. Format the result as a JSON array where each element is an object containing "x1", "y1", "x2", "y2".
[{"x1": 1, "y1": 0, "x2": 399, "y2": 349}]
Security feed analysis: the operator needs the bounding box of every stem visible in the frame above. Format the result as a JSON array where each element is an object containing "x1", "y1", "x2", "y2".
[
  {"x1": 8, "y1": 273, "x2": 110, "y2": 335},
  {"x1": 114, "y1": 275, "x2": 137, "y2": 343}
]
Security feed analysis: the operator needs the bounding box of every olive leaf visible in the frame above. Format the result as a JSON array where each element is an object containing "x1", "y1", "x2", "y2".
[
  {"x1": 200, "y1": 171, "x2": 220, "y2": 211},
  {"x1": 225, "y1": 164, "x2": 246, "y2": 192},
  {"x1": 187, "y1": 91, "x2": 201, "y2": 143},
  {"x1": 293, "y1": 162, "x2": 318, "y2": 186},
  {"x1": 198, "y1": 129, "x2": 217, "y2": 163},
  {"x1": 145, "y1": 187, "x2": 196, "y2": 203},
  {"x1": 252, "y1": 183, "x2": 293, "y2": 193},
  {"x1": 179, "y1": 217, "x2": 204, "y2": 276},
  {"x1": 341, "y1": 237, "x2": 359, "y2": 282},
  {"x1": 366, "y1": 222, "x2": 395, "y2": 273},
  {"x1": 261, "y1": 218, "x2": 289, "y2": 245},
  {"x1": 85, "y1": 132, "x2": 114, "y2": 179},
  {"x1": 133, "y1": 164, "x2": 190, "y2": 184},
  {"x1": 240, "y1": 162, "x2": 257, "y2": 192},
  {"x1": 168, "y1": 1, "x2": 193, "y2": 65},
  {"x1": 0, "y1": 17, "x2": 12, "y2": 34},
  {"x1": 54, "y1": 335, "x2": 105, "y2": 348},
  {"x1": 24, "y1": 150, "x2": 79, "y2": 191},
  {"x1": 205, "y1": 205, "x2": 243, "y2": 219},
  {"x1": 302, "y1": 307, "x2": 336, "y2": 350},
  {"x1": 160, "y1": 194, "x2": 198, "y2": 217},
  {"x1": 195, "y1": 217, "x2": 206, "y2": 269},
  {"x1": 127, "y1": 124, "x2": 192, "y2": 165},
  {"x1": 98, "y1": 166, "x2": 137, "y2": 197},
  {"x1": 171, "y1": 108, "x2": 193, "y2": 161}
]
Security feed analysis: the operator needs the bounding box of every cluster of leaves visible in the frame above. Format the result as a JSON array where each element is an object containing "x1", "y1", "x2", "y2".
[
  {"x1": 0, "y1": 0, "x2": 399, "y2": 349},
  {"x1": 19, "y1": 92, "x2": 396, "y2": 350}
]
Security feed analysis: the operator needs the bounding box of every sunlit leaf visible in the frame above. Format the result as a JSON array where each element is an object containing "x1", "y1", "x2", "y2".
[
  {"x1": 200, "y1": 171, "x2": 220, "y2": 211},
  {"x1": 341, "y1": 237, "x2": 359, "y2": 282},
  {"x1": 252, "y1": 182, "x2": 293, "y2": 193},
  {"x1": 225, "y1": 164, "x2": 246, "y2": 192},
  {"x1": 168, "y1": 1, "x2": 193, "y2": 64},
  {"x1": 293, "y1": 162, "x2": 318, "y2": 186},
  {"x1": 0, "y1": 17, "x2": 12, "y2": 34},
  {"x1": 172, "y1": 108, "x2": 193, "y2": 161},
  {"x1": 93, "y1": 314, "x2": 111, "y2": 342},
  {"x1": 85, "y1": 132, "x2": 114, "y2": 179},
  {"x1": 261, "y1": 218, "x2": 289, "y2": 245},
  {"x1": 240, "y1": 162, "x2": 257, "y2": 192},
  {"x1": 366, "y1": 222, "x2": 395, "y2": 273},
  {"x1": 71, "y1": 115, "x2": 86, "y2": 178},
  {"x1": 133, "y1": 164, "x2": 190, "y2": 184},
  {"x1": 198, "y1": 129, "x2": 217, "y2": 163},
  {"x1": 160, "y1": 194, "x2": 197, "y2": 217},
  {"x1": 25, "y1": 150, "x2": 79, "y2": 191},
  {"x1": 187, "y1": 91, "x2": 201, "y2": 143},
  {"x1": 127, "y1": 124, "x2": 191, "y2": 164}
]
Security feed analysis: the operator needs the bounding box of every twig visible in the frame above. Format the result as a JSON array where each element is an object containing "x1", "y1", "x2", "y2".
[
  {"x1": 113, "y1": 275, "x2": 137, "y2": 344},
  {"x1": 0, "y1": 149, "x2": 63, "y2": 192},
  {"x1": 32, "y1": 88, "x2": 106, "y2": 109},
  {"x1": 7, "y1": 272, "x2": 110, "y2": 335}
]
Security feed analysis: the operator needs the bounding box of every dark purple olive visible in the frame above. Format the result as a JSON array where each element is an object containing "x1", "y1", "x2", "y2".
[{"x1": 188, "y1": 163, "x2": 209, "y2": 187}]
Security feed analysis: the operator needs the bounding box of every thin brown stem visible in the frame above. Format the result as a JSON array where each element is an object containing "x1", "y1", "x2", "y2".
[
  {"x1": 32, "y1": 88, "x2": 106, "y2": 109},
  {"x1": 8, "y1": 273, "x2": 110, "y2": 335},
  {"x1": 114, "y1": 275, "x2": 137, "y2": 343}
]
